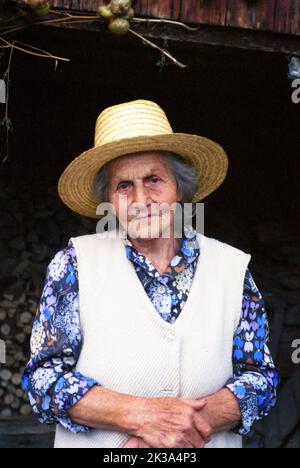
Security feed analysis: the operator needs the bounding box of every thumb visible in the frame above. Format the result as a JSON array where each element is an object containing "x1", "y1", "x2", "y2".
[{"x1": 183, "y1": 398, "x2": 207, "y2": 410}]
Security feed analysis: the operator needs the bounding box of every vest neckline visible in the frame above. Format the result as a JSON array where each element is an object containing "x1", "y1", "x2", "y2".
[{"x1": 118, "y1": 232, "x2": 206, "y2": 332}]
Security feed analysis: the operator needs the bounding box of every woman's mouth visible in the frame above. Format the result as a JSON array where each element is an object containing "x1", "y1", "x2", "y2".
[{"x1": 135, "y1": 214, "x2": 159, "y2": 221}]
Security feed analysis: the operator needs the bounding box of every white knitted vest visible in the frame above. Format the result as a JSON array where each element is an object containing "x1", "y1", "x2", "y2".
[{"x1": 55, "y1": 230, "x2": 251, "y2": 449}]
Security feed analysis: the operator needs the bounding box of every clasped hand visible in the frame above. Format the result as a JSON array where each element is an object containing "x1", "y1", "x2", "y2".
[{"x1": 122, "y1": 397, "x2": 212, "y2": 449}]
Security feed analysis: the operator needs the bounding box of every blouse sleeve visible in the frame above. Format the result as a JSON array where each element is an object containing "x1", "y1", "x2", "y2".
[
  {"x1": 22, "y1": 241, "x2": 98, "y2": 433},
  {"x1": 225, "y1": 268, "x2": 280, "y2": 435}
]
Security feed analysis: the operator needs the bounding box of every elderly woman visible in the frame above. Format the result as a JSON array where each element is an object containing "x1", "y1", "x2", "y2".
[{"x1": 23, "y1": 100, "x2": 279, "y2": 449}]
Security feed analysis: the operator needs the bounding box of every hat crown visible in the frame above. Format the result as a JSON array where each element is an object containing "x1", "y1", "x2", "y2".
[{"x1": 94, "y1": 99, "x2": 173, "y2": 147}]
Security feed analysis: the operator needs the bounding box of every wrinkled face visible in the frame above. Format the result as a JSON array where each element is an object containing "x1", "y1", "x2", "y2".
[{"x1": 107, "y1": 152, "x2": 182, "y2": 239}]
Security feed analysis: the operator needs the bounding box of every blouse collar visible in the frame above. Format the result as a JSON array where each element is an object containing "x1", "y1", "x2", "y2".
[{"x1": 122, "y1": 225, "x2": 200, "y2": 277}]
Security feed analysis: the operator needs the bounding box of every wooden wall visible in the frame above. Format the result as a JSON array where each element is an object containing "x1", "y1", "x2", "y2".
[{"x1": 48, "y1": 0, "x2": 300, "y2": 35}]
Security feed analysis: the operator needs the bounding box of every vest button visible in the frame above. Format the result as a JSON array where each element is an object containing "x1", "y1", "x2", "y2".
[{"x1": 166, "y1": 331, "x2": 175, "y2": 342}]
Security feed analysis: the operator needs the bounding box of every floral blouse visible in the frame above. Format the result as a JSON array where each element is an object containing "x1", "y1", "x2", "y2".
[{"x1": 22, "y1": 226, "x2": 280, "y2": 437}]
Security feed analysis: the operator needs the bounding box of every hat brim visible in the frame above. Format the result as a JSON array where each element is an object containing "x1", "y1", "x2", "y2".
[{"x1": 58, "y1": 133, "x2": 228, "y2": 219}]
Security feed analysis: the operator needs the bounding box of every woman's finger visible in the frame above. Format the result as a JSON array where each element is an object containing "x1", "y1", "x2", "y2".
[{"x1": 182, "y1": 398, "x2": 207, "y2": 410}]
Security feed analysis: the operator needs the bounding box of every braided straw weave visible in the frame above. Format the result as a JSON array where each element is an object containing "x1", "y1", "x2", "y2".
[{"x1": 58, "y1": 100, "x2": 228, "y2": 219}]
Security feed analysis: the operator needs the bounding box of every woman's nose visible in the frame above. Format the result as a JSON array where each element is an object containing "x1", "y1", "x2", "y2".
[{"x1": 132, "y1": 185, "x2": 152, "y2": 206}]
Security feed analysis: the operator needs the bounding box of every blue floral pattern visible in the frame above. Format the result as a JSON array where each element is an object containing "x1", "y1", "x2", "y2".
[{"x1": 22, "y1": 226, "x2": 279, "y2": 436}]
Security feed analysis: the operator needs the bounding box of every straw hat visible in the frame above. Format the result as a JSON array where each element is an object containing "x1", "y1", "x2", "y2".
[{"x1": 58, "y1": 99, "x2": 228, "y2": 219}]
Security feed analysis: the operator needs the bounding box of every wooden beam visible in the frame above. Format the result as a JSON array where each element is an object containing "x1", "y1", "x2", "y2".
[
  {"x1": 131, "y1": 22, "x2": 300, "y2": 56},
  {"x1": 42, "y1": 19, "x2": 300, "y2": 57},
  {"x1": 9, "y1": 0, "x2": 300, "y2": 36},
  {"x1": 3, "y1": 3, "x2": 300, "y2": 57}
]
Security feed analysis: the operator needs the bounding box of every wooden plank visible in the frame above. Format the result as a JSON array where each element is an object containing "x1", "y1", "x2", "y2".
[
  {"x1": 49, "y1": 0, "x2": 72, "y2": 8},
  {"x1": 275, "y1": 0, "x2": 300, "y2": 35},
  {"x1": 50, "y1": 0, "x2": 182, "y2": 18},
  {"x1": 226, "y1": 0, "x2": 276, "y2": 31},
  {"x1": 14, "y1": 0, "x2": 72, "y2": 8},
  {"x1": 0, "y1": 417, "x2": 55, "y2": 449},
  {"x1": 0, "y1": 433, "x2": 54, "y2": 449},
  {"x1": 70, "y1": 0, "x2": 98, "y2": 12},
  {"x1": 134, "y1": 0, "x2": 181, "y2": 20},
  {"x1": 21, "y1": 0, "x2": 182, "y2": 17},
  {"x1": 180, "y1": 0, "x2": 227, "y2": 26}
]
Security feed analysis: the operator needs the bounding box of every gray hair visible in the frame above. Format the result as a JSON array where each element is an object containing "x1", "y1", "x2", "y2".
[{"x1": 93, "y1": 151, "x2": 198, "y2": 204}]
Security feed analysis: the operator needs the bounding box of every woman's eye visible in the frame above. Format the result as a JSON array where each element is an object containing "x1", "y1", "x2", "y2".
[
  {"x1": 150, "y1": 177, "x2": 160, "y2": 184},
  {"x1": 118, "y1": 183, "x2": 130, "y2": 190}
]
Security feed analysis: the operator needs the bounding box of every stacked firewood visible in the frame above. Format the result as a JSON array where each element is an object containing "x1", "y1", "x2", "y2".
[
  {"x1": 0, "y1": 175, "x2": 94, "y2": 417},
  {"x1": 0, "y1": 292, "x2": 36, "y2": 416}
]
